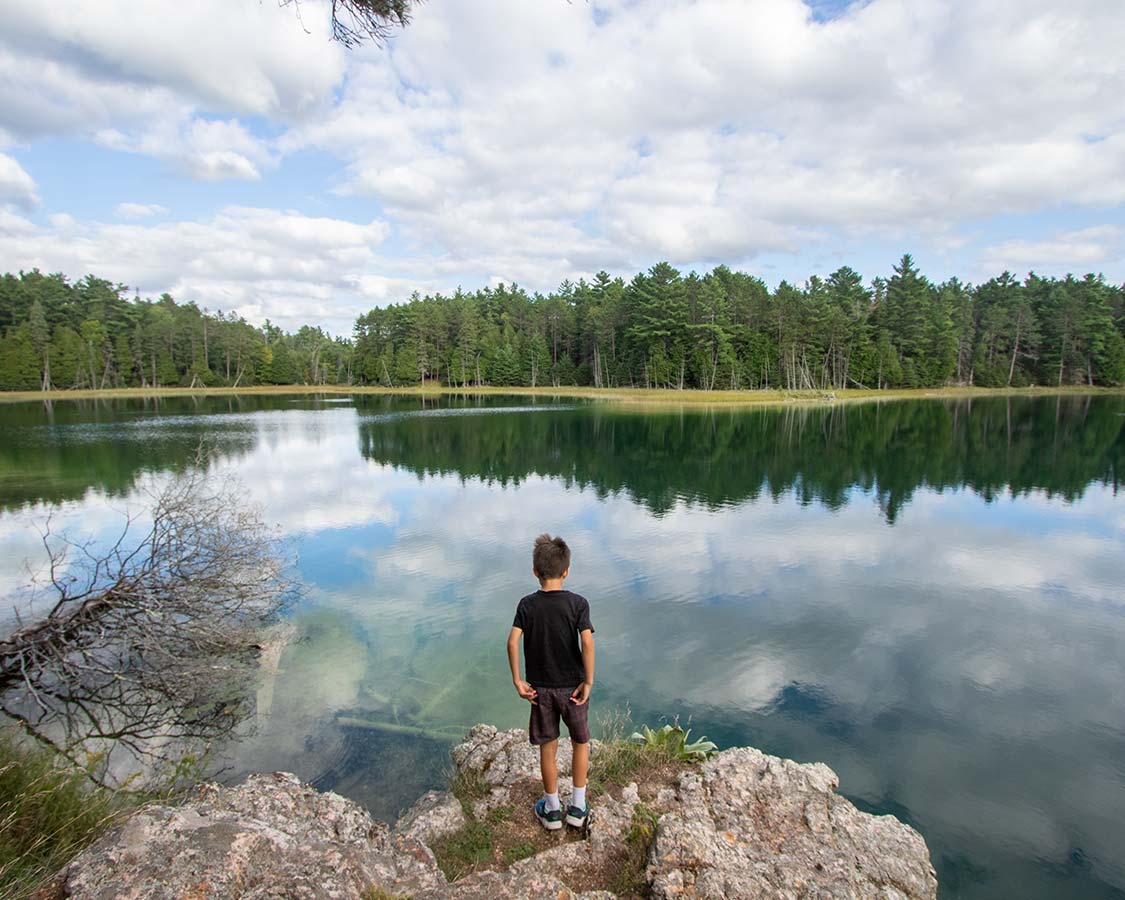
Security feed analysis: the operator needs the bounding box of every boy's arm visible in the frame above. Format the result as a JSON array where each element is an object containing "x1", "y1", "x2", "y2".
[
  {"x1": 507, "y1": 627, "x2": 537, "y2": 704},
  {"x1": 570, "y1": 629, "x2": 595, "y2": 705}
]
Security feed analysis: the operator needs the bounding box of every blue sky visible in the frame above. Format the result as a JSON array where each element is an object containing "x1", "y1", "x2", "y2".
[{"x1": 1, "y1": 0, "x2": 1124, "y2": 334}]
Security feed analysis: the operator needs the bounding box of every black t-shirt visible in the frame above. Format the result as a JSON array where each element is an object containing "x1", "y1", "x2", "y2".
[{"x1": 512, "y1": 589, "x2": 594, "y2": 688}]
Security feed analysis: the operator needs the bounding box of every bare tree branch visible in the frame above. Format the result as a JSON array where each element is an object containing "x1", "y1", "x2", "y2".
[
  {"x1": 1, "y1": 455, "x2": 293, "y2": 789},
  {"x1": 279, "y1": 0, "x2": 420, "y2": 47}
]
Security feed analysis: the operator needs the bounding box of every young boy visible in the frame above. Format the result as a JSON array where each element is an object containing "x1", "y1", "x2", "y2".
[{"x1": 507, "y1": 534, "x2": 595, "y2": 831}]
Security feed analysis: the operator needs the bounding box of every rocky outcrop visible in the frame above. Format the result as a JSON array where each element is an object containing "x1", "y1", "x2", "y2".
[
  {"x1": 63, "y1": 772, "x2": 443, "y2": 900},
  {"x1": 61, "y1": 725, "x2": 937, "y2": 900},
  {"x1": 648, "y1": 746, "x2": 935, "y2": 899}
]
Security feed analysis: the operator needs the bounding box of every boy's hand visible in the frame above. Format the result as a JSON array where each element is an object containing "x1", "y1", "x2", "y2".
[
  {"x1": 570, "y1": 682, "x2": 592, "y2": 706},
  {"x1": 514, "y1": 680, "x2": 538, "y2": 705}
]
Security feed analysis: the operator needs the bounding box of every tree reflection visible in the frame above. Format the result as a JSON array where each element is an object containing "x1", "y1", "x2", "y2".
[{"x1": 357, "y1": 396, "x2": 1124, "y2": 521}]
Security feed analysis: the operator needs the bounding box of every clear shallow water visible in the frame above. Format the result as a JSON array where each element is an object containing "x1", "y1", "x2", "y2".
[{"x1": 1, "y1": 393, "x2": 1123, "y2": 900}]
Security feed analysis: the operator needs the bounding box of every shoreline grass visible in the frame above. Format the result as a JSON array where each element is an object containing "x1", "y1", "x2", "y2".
[
  {"x1": 0, "y1": 383, "x2": 1120, "y2": 408},
  {"x1": 0, "y1": 733, "x2": 138, "y2": 900}
]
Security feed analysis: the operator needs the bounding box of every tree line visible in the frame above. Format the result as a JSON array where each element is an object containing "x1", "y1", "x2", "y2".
[
  {"x1": 0, "y1": 271, "x2": 353, "y2": 391},
  {"x1": 3, "y1": 255, "x2": 1124, "y2": 392}
]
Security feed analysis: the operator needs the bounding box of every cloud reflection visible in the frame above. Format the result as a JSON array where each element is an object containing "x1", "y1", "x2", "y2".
[{"x1": 1, "y1": 397, "x2": 1123, "y2": 897}]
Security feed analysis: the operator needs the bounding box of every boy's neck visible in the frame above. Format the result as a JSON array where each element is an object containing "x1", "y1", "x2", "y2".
[{"x1": 538, "y1": 578, "x2": 566, "y2": 592}]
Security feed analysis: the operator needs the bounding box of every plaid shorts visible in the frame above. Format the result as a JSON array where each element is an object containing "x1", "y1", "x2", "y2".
[{"x1": 528, "y1": 685, "x2": 590, "y2": 745}]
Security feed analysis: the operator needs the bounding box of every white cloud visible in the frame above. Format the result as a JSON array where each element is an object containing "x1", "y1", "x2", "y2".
[
  {"x1": 0, "y1": 1, "x2": 343, "y2": 184},
  {"x1": 5, "y1": 0, "x2": 1125, "y2": 310},
  {"x1": 276, "y1": 0, "x2": 1125, "y2": 284},
  {"x1": 0, "y1": 152, "x2": 37, "y2": 208},
  {"x1": 0, "y1": 1, "x2": 345, "y2": 131},
  {"x1": 981, "y1": 225, "x2": 1125, "y2": 270},
  {"x1": 97, "y1": 117, "x2": 274, "y2": 181},
  {"x1": 114, "y1": 202, "x2": 168, "y2": 219}
]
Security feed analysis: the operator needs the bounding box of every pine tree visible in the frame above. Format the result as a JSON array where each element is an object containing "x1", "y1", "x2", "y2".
[{"x1": 0, "y1": 325, "x2": 40, "y2": 390}]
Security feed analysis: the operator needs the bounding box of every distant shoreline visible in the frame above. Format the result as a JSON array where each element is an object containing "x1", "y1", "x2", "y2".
[{"x1": 1, "y1": 384, "x2": 1121, "y2": 407}]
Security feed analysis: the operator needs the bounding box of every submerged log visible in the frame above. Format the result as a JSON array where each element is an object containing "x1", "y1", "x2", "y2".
[{"x1": 334, "y1": 715, "x2": 463, "y2": 742}]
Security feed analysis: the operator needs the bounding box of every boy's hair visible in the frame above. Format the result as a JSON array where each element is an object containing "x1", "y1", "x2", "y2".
[{"x1": 533, "y1": 533, "x2": 571, "y2": 580}]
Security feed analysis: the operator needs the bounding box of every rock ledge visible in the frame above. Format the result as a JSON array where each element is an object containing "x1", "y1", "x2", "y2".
[{"x1": 62, "y1": 725, "x2": 937, "y2": 900}]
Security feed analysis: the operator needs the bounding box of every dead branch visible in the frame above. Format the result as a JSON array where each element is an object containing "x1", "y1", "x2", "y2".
[
  {"x1": 279, "y1": 0, "x2": 419, "y2": 47},
  {"x1": 0, "y1": 457, "x2": 293, "y2": 789}
]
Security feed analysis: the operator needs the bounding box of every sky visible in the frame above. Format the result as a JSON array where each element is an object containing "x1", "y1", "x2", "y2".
[{"x1": 1, "y1": 0, "x2": 1124, "y2": 336}]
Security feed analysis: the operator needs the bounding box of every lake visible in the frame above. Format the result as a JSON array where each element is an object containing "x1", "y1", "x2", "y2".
[{"x1": 0, "y1": 393, "x2": 1122, "y2": 900}]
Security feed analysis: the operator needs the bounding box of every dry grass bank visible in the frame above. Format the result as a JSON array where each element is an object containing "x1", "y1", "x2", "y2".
[{"x1": 0, "y1": 383, "x2": 1121, "y2": 407}]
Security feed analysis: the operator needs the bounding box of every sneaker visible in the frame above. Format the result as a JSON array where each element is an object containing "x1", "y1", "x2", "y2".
[
  {"x1": 535, "y1": 798, "x2": 563, "y2": 831},
  {"x1": 565, "y1": 803, "x2": 590, "y2": 829}
]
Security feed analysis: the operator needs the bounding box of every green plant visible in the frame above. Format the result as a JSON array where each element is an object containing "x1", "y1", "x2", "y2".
[
  {"x1": 629, "y1": 724, "x2": 718, "y2": 762},
  {"x1": 430, "y1": 820, "x2": 493, "y2": 881},
  {"x1": 502, "y1": 842, "x2": 536, "y2": 865},
  {"x1": 447, "y1": 768, "x2": 489, "y2": 816},
  {"x1": 0, "y1": 732, "x2": 137, "y2": 899},
  {"x1": 589, "y1": 739, "x2": 654, "y2": 790},
  {"x1": 485, "y1": 803, "x2": 515, "y2": 825},
  {"x1": 610, "y1": 803, "x2": 660, "y2": 897}
]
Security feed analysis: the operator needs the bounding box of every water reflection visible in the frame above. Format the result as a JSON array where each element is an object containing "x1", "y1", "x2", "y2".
[
  {"x1": 356, "y1": 395, "x2": 1124, "y2": 520},
  {"x1": 0, "y1": 394, "x2": 1123, "y2": 900}
]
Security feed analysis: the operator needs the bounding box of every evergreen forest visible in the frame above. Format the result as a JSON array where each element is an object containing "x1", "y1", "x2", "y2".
[{"x1": 2, "y1": 254, "x2": 1124, "y2": 393}]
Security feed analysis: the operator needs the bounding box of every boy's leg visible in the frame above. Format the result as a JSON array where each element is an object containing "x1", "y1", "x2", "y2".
[
  {"x1": 539, "y1": 739, "x2": 559, "y2": 795},
  {"x1": 571, "y1": 740, "x2": 588, "y2": 792},
  {"x1": 560, "y1": 690, "x2": 591, "y2": 825},
  {"x1": 530, "y1": 689, "x2": 564, "y2": 827}
]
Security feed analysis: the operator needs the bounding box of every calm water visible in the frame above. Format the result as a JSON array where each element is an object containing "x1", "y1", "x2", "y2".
[{"x1": 1, "y1": 393, "x2": 1123, "y2": 900}]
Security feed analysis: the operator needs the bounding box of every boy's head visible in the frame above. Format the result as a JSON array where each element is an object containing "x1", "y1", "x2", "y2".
[{"x1": 533, "y1": 533, "x2": 570, "y2": 583}]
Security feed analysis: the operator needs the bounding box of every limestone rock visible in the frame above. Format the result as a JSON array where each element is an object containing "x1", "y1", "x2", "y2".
[
  {"x1": 452, "y1": 723, "x2": 576, "y2": 785},
  {"x1": 647, "y1": 746, "x2": 938, "y2": 899},
  {"x1": 452, "y1": 724, "x2": 581, "y2": 817},
  {"x1": 61, "y1": 727, "x2": 937, "y2": 900},
  {"x1": 395, "y1": 790, "x2": 467, "y2": 846},
  {"x1": 63, "y1": 772, "x2": 443, "y2": 900}
]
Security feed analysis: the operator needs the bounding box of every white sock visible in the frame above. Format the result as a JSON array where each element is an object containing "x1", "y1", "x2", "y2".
[
  {"x1": 572, "y1": 785, "x2": 587, "y2": 809},
  {"x1": 544, "y1": 792, "x2": 560, "y2": 812}
]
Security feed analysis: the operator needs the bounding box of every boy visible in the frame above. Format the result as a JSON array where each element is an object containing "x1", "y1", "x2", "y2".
[{"x1": 507, "y1": 534, "x2": 595, "y2": 831}]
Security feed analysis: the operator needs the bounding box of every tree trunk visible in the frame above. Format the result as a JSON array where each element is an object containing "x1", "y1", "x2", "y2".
[{"x1": 1007, "y1": 316, "x2": 1022, "y2": 386}]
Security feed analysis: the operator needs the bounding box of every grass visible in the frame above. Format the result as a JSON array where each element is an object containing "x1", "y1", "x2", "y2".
[
  {"x1": 430, "y1": 820, "x2": 496, "y2": 881},
  {"x1": 589, "y1": 709, "x2": 697, "y2": 795},
  {"x1": 502, "y1": 842, "x2": 537, "y2": 865},
  {"x1": 448, "y1": 768, "x2": 490, "y2": 816},
  {"x1": 432, "y1": 777, "x2": 587, "y2": 883},
  {"x1": 0, "y1": 732, "x2": 139, "y2": 900},
  {"x1": 609, "y1": 803, "x2": 660, "y2": 899},
  {"x1": 424, "y1": 712, "x2": 714, "y2": 895},
  {"x1": 1, "y1": 382, "x2": 1120, "y2": 407}
]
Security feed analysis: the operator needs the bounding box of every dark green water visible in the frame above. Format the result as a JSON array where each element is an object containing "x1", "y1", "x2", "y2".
[{"x1": 1, "y1": 393, "x2": 1123, "y2": 900}]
